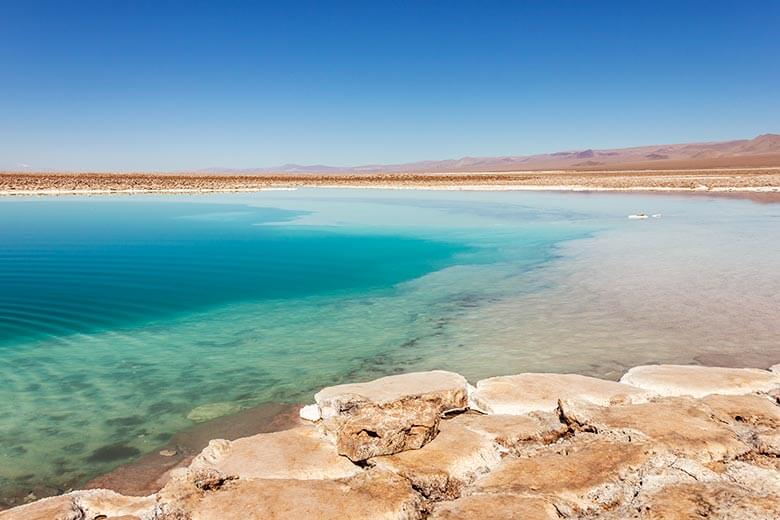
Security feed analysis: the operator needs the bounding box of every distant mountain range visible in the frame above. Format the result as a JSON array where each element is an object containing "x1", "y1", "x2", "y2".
[{"x1": 201, "y1": 134, "x2": 780, "y2": 174}]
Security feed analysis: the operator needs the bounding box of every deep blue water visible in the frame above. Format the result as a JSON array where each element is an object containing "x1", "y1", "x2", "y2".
[{"x1": 0, "y1": 200, "x2": 466, "y2": 345}]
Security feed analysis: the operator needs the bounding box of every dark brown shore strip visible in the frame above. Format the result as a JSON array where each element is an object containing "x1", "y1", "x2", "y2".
[
  {"x1": 1, "y1": 168, "x2": 780, "y2": 193},
  {"x1": 0, "y1": 403, "x2": 300, "y2": 511},
  {"x1": 83, "y1": 403, "x2": 301, "y2": 497}
]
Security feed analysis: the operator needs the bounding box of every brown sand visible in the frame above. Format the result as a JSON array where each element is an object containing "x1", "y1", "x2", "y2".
[
  {"x1": 1, "y1": 168, "x2": 780, "y2": 195},
  {"x1": 84, "y1": 402, "x2": 301, "y2": 498},
  {"x1": 0, "y1": 403, "x2": 301, "y2": 510},
  {"x1": 66, "y1": 403, "x2": 300, "y2": 502}
]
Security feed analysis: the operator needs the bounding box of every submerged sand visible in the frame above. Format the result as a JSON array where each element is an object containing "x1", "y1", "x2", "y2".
[{"x1": 0, "y1": 403, "x2": 300, "y2": 510}]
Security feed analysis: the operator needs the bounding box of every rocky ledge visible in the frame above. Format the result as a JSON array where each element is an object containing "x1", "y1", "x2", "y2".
[{"x1": 3, "y1": 364, "x2": 780, "y2": 520}]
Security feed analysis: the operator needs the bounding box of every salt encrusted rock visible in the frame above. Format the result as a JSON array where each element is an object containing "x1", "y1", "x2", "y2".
[
  {"x1": 299, "y1": 403, "x2": 321, "y2": 422},
  {"x1": 0, "y1": 490, "x2": 155, "y2": 520},
  {"x1": 473, "y1": 438, "x2": 652, "y2": 515},
  {"x1": 700, "y1": 394, "x2": 780, "y2": 431},
  {"x1": 370, "y1": 418, "x2": 502, "y2": 500},
  {"x1": 189, "y1": 425, "x2": 361, "y2": 480},
  {"x1": 620, "y1": 364, "x2": 780, "y2": 398},
  {"x1": 723, "y1": 461, "x2": 780, "y2": 497},
  {"x1": 155, "y1": 467, "x2": 240, "y2": 519},
  {"x1": 315, "y1": 370, "x2": 469, "y2": 419},
  {"x1": 453, "y1": 411, "x2": 568, "y2": 453},
  {"x1": 627, "y1": 482, "x2": 780, "y2": 520},
  {"x1": 771, "y1": 363, "x2": 780, "y2": 374},
  {"x1": 160, "y1": 469, "x2": 424, "y2": 520},
  {"x1": 429, "y1": 494, "x2": 560, "y2": 520},
  {"x1": 74, "y1": 490, "x2": 155, "y2": 519},
  {"x1": 471, "y1": 373, "x2": 651, "y2": 415},
  {"x1": 329, "y1": 401, "x2": 441, "y2": 461},
  {"x1": 699, "y1": 394, "x2": 780, "y2": 457},
  {"x1": 560, "y1": 397, "x2": 751, "y2": 462},
  {"x1": 0, "y1": 496, "x2": 81, "y2": 520},
  {"x1": 755, "y1": 432, "x2": 780, "y2": 457},
  {"x1": 315, "y1": 370, "x2": 469, "y2": 461}
]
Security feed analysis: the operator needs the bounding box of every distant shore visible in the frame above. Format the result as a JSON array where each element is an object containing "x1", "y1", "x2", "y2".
[{"x1": 1, "y1": 168, "x2": 780, "y2": 196}]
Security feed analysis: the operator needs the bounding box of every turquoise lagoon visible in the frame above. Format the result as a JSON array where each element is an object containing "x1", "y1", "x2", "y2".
[{"x1": 1, "y1": 189, "x2": 779, "y2": 501}]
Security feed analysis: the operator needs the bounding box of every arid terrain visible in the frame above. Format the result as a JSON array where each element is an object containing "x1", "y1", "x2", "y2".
[
  {"x1": 3, "y1": 135, "x2": 779, "y2": 195},
  {"x1": 2, "y1": 168, "x2": 780, "y2": 195},
  {"x1": 202, "y1": 133, "x2": 780, "y2": 173}
]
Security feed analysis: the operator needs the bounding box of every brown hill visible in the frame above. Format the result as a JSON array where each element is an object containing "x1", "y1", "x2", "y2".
[
  {"x1": 378, "y1": 134, "x2": 780, "y2": 172},
  {"x1": 204, "y1": 134, "x2": 780, "y2": 174}
]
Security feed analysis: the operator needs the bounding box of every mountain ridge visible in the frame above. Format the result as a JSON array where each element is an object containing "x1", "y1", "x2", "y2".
[{"x1": 199, "y1": 134, "x2": 780, "y2": 174}]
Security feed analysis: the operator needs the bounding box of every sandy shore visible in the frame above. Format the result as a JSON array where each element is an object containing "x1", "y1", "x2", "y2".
[{"x1": 1, "y1": 168, "x2": 780, "y2": 196}]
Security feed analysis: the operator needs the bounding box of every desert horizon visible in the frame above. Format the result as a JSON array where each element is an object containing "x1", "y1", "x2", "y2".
[
  {"x1": 3, "y1": 2, "x2": 780, "y2": 519},
  {"x1": 3, "y1": 134, "x2": 780, "y2": 197},
  {"x1": 5, "y1": 133, "x2": 780, "y2": 175}
]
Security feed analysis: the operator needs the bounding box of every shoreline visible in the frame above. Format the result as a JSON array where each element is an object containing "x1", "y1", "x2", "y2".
[
  {"x1": 2, "y1": 350, "x2": 777, "y2": 510},
  {"x1": 0, "y1": 403, "x2": 301, "y2": 511},
  {"x1": 2, "y1": 168, "x2": 780, "y2": 197},
  {"x1": 2, "y1": 185, "x2": 780, "y2": 197},
  {"x1": 82, "y1": 402, "x2": 301, "y2": 497},
  {"x1": 3, "y1": 362, "x2": 779, "y2": 519}
]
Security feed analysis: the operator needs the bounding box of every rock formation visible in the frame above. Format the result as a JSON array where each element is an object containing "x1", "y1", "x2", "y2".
[
  {"x1": 314, "y1": 370, "x2": 469, "y2": 461},
  {"x1": 2, "y1": 364, "x2": 779, "y2": 519},
  {"x1": 620, "y1": 364, "x2": 780, "y2": 397},
  {"x1": 470, "y1": 372, "x2": 652, "y2": 414}
]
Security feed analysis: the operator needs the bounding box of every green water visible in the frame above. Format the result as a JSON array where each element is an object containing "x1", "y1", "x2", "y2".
[
  {"x1": 0, "y1": 191, "x2": 589, "y2": 500},
  {"x1": 2, "y1": 189, "x2": 779, "y2": 504}
]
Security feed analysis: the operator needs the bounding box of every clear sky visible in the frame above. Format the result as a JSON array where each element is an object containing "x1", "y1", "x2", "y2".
[{"x1": 1, "y1": 1, "x2": 779, "y2": 171}]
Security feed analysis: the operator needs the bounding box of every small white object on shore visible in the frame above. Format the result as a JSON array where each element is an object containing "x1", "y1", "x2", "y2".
[{"x1": 299, "y1": 403, "x2": 321, "y2": 422}]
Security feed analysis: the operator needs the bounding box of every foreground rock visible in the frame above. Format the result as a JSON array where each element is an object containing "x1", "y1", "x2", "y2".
[
  {"x1": 0, "y1": 496, "x2": 82, "y2": 520},
  {"x1": 701, "y1": 394, "x2": 780, "y2": 457},
  {"x1": 623, "y1": 482, "x2": 780, "y2": 520},
  {"x1": 470, "y1": 373, "x2": 651, "y2": 415},
  {"x1": 454, "y1": 411, "x2": 568, "y2": 454},
  {"x1": 313, "y1": 370, "x2": 469, "y2": 461},
  {"x1": 473, "y1": 437, "x2": 652, "y2": 515},
  {"x1": 560, "y1": 396, "x2": 751, "y2": 462},
  {"x1": 620, "y1": 364, "x2": 780, "y2": 398},
  {"x1": 370, "y1": 418, "x2": 502, "y2": 500},
  {"x1": 4, "y1": 363, "x2": 780, "y2": 519},
  {"x1": 190, "y1": 426, "x2": 361, "y2": 480},
  {"x1": 430, "y1": 494, "x2": 560, "y2": 520},
  {"x1": 0, "y1": 490, "x2": 154, "y2": 520},
  {"x1": 156, "y1": 468, "x2": 422, "y2": 520}
]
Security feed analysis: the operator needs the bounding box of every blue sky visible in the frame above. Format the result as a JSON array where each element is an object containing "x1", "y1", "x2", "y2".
[{"x1": 1, "y1": 1, "x2": 778, "y2": 171}]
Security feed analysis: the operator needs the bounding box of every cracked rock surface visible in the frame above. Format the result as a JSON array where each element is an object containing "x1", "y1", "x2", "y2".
[
  {"x1": 471, "y1": 372, "x2": 652, "y2": 414},
  {"x1": 2, "y1": 364, "x2": 779, "y2": 519}
]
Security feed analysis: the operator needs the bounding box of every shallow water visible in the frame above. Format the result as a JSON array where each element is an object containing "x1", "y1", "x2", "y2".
[{"x1": 1, "y1": 189, "x2": 779, "y2": 503}]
